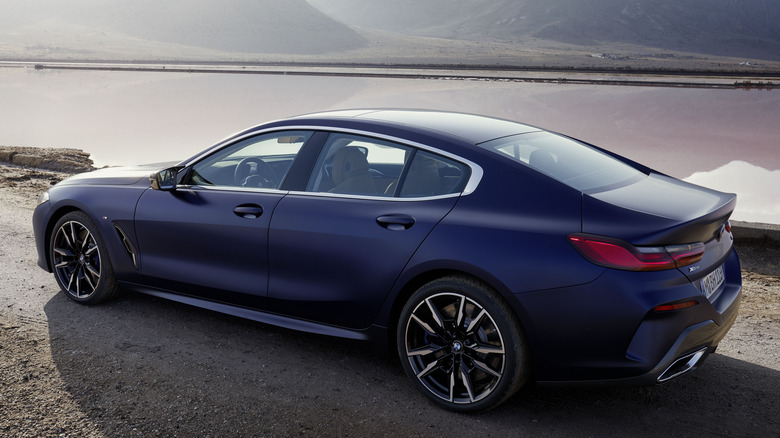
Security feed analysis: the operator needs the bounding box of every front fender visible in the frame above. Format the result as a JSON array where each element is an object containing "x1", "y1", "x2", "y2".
[{"x1": 34, "y1": 184, "x2": 149, "y2": 279}]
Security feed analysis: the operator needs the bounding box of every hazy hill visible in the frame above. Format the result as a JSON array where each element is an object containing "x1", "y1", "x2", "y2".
[
  {"x1": 307, "y1": 0, "x2": 780, "y2": 61},
  {"x1": 2, "y1": 0, "x2": 778, "y2": 66},
  {"x1": 0, "y1": 0, "x2": 366, "y2": 55}
]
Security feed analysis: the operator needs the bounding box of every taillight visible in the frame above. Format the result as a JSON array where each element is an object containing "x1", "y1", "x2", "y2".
[
  {"x1": 654, "y1": 300, "x2": 699, "y2": 312},
  {"x1": 568, "y1": 234, "x2": 704, "y2": 272},
  {"x1": 664, "y1": 242, "x2": 705, "y2": 267}
]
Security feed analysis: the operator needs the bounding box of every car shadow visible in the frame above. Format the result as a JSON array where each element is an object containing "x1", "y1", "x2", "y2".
[{"x1": 45, "y1": 290, "x2": 779, "y2": 437}]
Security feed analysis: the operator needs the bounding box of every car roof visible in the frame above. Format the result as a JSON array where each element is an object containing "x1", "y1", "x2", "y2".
[{"x1": 286, "y1": 109, "x2": 540, "y2": 145}]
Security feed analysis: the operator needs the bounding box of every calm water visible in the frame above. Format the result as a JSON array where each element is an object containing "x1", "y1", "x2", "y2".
[{"x1": 1, "y1": 67, "x2": 778, "y2": 223}]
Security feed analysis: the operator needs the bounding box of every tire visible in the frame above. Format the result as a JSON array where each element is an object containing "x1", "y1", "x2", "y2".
[
  {"x1": 50, "y1": 211, "x2": 120, "y2": 304},
  {"x1": 397, "y1": 275, "x2": 531, "y2": 412}
]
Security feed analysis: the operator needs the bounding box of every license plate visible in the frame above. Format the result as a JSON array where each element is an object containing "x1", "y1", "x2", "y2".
[{"x1": 701, "y1": 264, "x2": 725, "y2": 299}]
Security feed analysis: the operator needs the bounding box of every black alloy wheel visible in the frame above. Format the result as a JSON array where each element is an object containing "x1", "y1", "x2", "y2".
[
  {"x1": 398, "y1": 276, "x2": 531, "y2": 412},
  {"x1": 51, "y1": 211, "x2": 119, "y2": 304}
]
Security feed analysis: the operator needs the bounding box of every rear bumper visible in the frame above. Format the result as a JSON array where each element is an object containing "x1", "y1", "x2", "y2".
[
  {"x1": 515, "y1": 249, "x2": 742, "y2": 385},
  {"x1": 538, "y1": 293, "x2": 740, "y2": 386}
]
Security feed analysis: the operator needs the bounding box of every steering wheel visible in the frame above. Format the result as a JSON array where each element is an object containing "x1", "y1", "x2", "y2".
[{"x1": 234, "y1": 157, "x2": 279, "y2": 188}]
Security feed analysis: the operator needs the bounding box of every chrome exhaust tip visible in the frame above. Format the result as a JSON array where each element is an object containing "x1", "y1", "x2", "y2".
[{"x1": 657, "y1": 348, "x2": 707, "y2": 383}]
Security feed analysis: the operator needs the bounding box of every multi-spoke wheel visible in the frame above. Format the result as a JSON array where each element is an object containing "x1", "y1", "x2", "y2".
[
  {"x1": 50, "y1": 211, "x2": 119, "y2": 304},
  {"x1": 398, "y1": 276, "x2": 530, "y2": 412}
]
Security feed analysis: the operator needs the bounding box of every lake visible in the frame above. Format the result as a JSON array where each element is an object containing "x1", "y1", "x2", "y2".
[{"x1": 1, "y1": 67, "x2": 778, "y2": 223}]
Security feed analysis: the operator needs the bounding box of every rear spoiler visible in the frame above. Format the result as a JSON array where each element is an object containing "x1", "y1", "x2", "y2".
[{"x1": 582, "y1": 173, "x2": 736, "y2": 246}]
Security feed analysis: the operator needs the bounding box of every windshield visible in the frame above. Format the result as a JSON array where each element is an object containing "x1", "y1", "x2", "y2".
[{"x1": 479, "y1": 132, "x2": 644, "y2": 192}]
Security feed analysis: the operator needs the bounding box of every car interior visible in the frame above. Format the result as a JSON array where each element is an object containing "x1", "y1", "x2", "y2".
[{"x1": 188, "y1": 132, "x2": 469, "y2": 198}]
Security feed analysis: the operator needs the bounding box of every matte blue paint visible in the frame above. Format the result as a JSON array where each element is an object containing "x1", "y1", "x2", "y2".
[{"x1": 33, "y1": 109, "x2": 742, "y2": 388}]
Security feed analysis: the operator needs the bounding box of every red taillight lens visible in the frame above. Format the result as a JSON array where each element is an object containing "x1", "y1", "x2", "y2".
[
  {"x1": 568, "y1": 234, "x2": 704, "y2": 272},
  {"x1": 654, "y1": 300, "x2": 699, "y2": 312}
]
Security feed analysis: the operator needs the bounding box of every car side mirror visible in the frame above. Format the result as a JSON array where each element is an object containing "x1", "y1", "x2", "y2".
[{"x1": 150, "y1": 167, "x2": 183, "y2": 191}]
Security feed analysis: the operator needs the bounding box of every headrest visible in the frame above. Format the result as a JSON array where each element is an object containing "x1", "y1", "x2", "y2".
[{"x1": 332, "y1": 146, "x2": 369, "y2": 184}]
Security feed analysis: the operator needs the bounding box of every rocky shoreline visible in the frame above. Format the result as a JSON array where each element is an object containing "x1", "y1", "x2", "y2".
[{"x1": 0, "y1": 146, "x2": 94, "y2": 174}]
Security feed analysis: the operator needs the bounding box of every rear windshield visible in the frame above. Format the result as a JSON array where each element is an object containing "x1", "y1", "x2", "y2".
[{"x1": 479, "y1": 132, "x2": 644, "y2": 192}]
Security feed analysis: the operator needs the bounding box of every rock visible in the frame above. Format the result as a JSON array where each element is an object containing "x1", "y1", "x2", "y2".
[
  {"x1": 12, "y1": 154, "x2": 43, "y2": 168},
  {"x1": 0, "y1": 146, "x2": 93, "y2": 173}
]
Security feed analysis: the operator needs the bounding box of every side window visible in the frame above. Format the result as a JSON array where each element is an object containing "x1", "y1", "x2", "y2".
[
  {"x1": 188, "y1": 131, "x2": 312, "y2": 189},
  {"x1": 307, "y1": 133, "x2": 471, "y2": 198},
  {"x1": 398, "y1": 151, "x2": 470, "y2": 198},
  {"x1": 307, "y1": 134, "x2": 411, "y2": 196}
]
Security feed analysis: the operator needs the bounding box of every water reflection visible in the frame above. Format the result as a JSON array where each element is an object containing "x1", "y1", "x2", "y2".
[
  {"x1": 685, "y1": 161, "x2": 780, "y2": 224},
  {"x1": 1, "y1": 67, "x2": 778, "y2": 223}
]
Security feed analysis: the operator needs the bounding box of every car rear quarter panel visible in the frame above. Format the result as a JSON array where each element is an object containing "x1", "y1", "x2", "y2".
[
  {"x1": 378, "y1": 160, "x2": 603, "y2": 338},
  {"x1": 425, "y1": 160, "x2": 599, "y2": 288}
]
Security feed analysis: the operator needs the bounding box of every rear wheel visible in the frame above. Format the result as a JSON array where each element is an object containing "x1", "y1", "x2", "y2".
[
  {"x1": 397, "y1": 276, "x2": 531, "y2": 412},
  {"x1": 50, "y1": 211, "x2": 119, "y2": 304}
]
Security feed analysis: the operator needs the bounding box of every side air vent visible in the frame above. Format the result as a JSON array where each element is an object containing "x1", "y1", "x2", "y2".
[{"x1": 113, "y1": 224, "x2": 138, "y2": 270}]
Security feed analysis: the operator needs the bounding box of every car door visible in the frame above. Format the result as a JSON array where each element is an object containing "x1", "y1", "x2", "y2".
[
  {"x1": 133, "y1": 130, "x2": 315, "y2": 307},
  {"x1": 267, "y1": 133, "x2": 472, "y2": 329}
]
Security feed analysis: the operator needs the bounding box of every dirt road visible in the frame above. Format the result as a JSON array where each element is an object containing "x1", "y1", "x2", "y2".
[{"x1": 1, "y1": 159, "x2": 778, "y2": 437}]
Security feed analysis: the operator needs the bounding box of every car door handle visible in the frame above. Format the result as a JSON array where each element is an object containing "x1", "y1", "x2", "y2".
[
  {"x1": 376, "y1": 214, "x2": 415, "y2": 231},
  {"x1": 233, "y1": 204, "x2": 263, "y2": 219}
]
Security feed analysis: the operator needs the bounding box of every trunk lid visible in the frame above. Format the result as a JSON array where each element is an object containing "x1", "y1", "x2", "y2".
[{"x1": 582, "y1": 172, "x2": 736, "y2": 281}]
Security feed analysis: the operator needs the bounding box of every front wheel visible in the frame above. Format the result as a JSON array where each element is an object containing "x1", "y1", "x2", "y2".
[
  {"x1": 397, "y1": 276, "x2": 531, "y2": 412},
  {"x1": 50, "y1": 211, "x2": 120, "y2": 304}
]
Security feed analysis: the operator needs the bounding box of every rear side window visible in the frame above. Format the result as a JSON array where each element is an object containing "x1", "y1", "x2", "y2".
[
  {"x1": 479, "y1": 131, "x2": 643, "y2": 192},
  {"x1": 397, "y1": 151, "x2": 469, "y2": 198},
  {"x1": 306, "y1": 133, "x2": 470, "y2": 198},
  {"x1": 306, "y1": 134, "x2": 411, "y2": 196}
]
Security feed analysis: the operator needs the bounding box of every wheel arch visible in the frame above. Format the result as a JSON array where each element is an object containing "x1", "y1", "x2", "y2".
[
  {"x1": 41, "y1": 205, "x2": 82, "y2": 271},
  {"x1": 391, "y1": 269, "x2": 537, "y2": 411},
  {"x1": 47, "y1": 207, "x2": 122, "y2": 304},
  {"x1": 384, "y1": 266, "x2": 535, "y2": 363}
]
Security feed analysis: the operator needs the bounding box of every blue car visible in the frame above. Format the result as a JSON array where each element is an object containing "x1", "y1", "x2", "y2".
[{"x1": 33, "y1": 109, "x2": 741, "y2": 412}]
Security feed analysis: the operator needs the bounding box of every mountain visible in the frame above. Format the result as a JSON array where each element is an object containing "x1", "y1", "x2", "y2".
[
  {"x1": 307, "y1": 0, "x2": 780, "y2": 61},
  {"x1": 0, "y1": 0, "x2": 366, "y2": 55},
  {"x1": 2, "y1": 0, "x2": 778, "y2": 64}
]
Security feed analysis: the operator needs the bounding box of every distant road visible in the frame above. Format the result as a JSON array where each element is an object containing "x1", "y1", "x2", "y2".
[{"x1": 2, "y1": 60, "x2": 779, "y2": 90}]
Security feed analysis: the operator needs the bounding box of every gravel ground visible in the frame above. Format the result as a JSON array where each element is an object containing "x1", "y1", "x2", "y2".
[{"x1": 1, "y1": 151, "x2": 778, "y2": 437}]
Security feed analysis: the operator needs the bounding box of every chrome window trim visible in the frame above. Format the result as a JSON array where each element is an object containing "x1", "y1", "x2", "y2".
[
  {"x1": 177, "y1": 185, "x2": 289, "y2": 195},
  {"x1": 285, "y1": 190, "x2": 460, "y2": 202},
  {"x1": 181, "y1": 125, "x2": 484, "y2": 197},
  {"x1": 175, "y1": 185, "x2": 461, "y2": 202}
]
